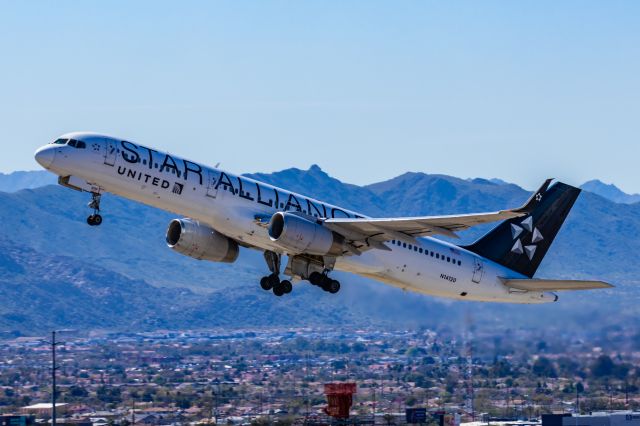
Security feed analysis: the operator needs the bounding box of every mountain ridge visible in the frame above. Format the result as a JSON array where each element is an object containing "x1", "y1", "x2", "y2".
[
  {"x1": 0, "y1": 170, "x2": 57, "y2": 192},
  {"x1": 4, "y1": 169, "x2": 639, "y2": 206},
  {"x1": 580, "y1": 179, "x2": 640, "y2": 204}
]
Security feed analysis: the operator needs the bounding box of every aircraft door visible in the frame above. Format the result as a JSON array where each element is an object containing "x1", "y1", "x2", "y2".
[
  {"x1": 472, "y1": 258, "x2": 484, "y2": 283},
  {"x1": 104, "y1": 140, "x2": 118, "y2": 166},
  {"x1": 205, "y1": 169, "x2": 219, "y2": 198}
]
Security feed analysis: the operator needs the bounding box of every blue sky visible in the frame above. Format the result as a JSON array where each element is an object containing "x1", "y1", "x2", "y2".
[{"x1": 1, "y1": 1, "x2": 639, "y2": 192}]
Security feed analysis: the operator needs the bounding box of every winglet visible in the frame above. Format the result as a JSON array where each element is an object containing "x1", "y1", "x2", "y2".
[{"x1": 512, "y1": 178, "x2": 554, "y2": 214}]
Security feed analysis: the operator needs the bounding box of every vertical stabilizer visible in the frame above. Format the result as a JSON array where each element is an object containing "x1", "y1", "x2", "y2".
[{"x1": 462, "y1": 182, "x2": 580, "y2": 278}]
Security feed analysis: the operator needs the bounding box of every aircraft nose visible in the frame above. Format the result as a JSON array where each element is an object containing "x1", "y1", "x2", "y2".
[{"x1": 34, "y1": 146, "x2": 56, "y2": 169}]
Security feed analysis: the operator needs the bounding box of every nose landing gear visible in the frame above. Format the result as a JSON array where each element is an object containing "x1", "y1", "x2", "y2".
[{"x1": 86, "y1": 193, "x2": 103, "y2": 226}]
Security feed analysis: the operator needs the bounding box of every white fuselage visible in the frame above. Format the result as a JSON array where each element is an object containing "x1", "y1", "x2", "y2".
[{"x1": 35, "y1": 133, "x2": 557, "y2": 304}]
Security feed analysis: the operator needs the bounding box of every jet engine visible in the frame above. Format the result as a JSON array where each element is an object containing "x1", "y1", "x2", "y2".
[
  {"x1": 166, "y1": 218, "x2": 239, "y2": 263},
  {"x1": 268, "y1": 212, "x2": 344, "y2": 256}
]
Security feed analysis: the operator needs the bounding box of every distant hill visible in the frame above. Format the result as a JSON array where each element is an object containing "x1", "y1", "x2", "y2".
[
  {"x1": 0, "y1": 235, "x2": 371, "y2": 333},
  {"x1": 580, "y1": 179, "x2": 640, "y2": 204},
  {"x1": 0, "y1": 170, "x2": 56, "y2": 192},
  {"x1": 0, "y1": 169, "x2": 637, "y2": 336}
]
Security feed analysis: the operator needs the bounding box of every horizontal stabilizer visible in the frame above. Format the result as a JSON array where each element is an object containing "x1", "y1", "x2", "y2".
[{"x1": 501, "y1": 278, "x2": 613, "y2": 292}]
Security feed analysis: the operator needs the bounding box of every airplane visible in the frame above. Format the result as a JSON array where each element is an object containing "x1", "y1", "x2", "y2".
[{"x1": 34, "y1": 132, "x2": 612, "y2": 303}]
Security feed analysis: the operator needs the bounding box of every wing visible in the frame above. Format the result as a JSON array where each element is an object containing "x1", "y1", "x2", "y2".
[
  {"x1": 501, "y1": 278, "x2": 613, "y2": 291},
  {"x1": 323, "y1": 179, "x2": 554, "y2": 248}
]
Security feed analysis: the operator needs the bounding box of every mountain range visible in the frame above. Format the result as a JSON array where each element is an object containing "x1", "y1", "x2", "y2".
[
  {"x1": 580, "y1": 179, "x2": 640, "y2": 204},
  {"x1": 0, "y1": 168, "x2": 638, "y2": 336},
  {"x1": 0, "y1": 170, "x2": 56, "y2": 192}
]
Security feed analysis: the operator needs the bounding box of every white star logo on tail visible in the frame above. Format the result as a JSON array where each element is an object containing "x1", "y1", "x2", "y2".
[
  {"x1": 511, "y1": 224, "x2": 524, "y2": 239},
  {"x1": 510, "y1": 216, "x2": 543, "y2": 261},
  {"x1": 524, "y1": 245, "x2": 537, "y2": 260},
  {"x1": 532, "y1": 227, "x2": 544, "y2": 243}
]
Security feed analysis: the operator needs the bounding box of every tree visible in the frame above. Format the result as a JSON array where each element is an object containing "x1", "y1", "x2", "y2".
[
  {"x1": 592, "y1": 355, "x2": 615, "y2": 377},
  {"x1": 532, "y1": 357, "x2": 557, "y2": 378},
  {"x1": 492, "y1": 360, "x2": 513, "y2": 378},
  {"x1": 557, "y1": 357, "x2": 580, "y2": 377},
  {"x1": 69, "y1": 386, "x2": 89, "y2": 398}
]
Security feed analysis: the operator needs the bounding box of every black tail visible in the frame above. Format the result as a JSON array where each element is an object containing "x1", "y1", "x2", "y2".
[{"x1": 462, "y1": 182, "x2": 581, "y2": 278}]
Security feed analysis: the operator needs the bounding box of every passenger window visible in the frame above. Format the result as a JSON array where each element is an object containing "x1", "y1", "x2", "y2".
[
  {"x1": 76, "y1": 141, "x2": 86, "y2": 149},
  {"x1": 447, "y1": 257, "x2": 450, "y2": 262},
  {"x1": 430, "y1": 251, "x2": 434, "y2": 257},
  {"x1": 458, "y1": 260, "x2": 461, "y2": 266},
  {"x1": 414, "y1": 246, "x2": 418, "y2": 252},
  {"x1": 68, "y1": 139, "x2": 77, "y2": 147},
  {"x1": 419, "y1": 248, "x2": 423, "y2": 253},
  {"x1": 402, "y1": 243, "x2": 407, "y2": 248},
  {"x1": 436, "y1": 253, "x2": 439, "y2": 259}
]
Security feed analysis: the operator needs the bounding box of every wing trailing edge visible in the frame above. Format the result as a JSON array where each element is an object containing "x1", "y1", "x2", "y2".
[{"x1": 324, "y1": 178, "x2": 555, "y2": 245}]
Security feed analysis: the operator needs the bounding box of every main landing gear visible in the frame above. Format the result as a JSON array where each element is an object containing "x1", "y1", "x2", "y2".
[
  {"x1": 308, "y1": 271, "x2": 341, "y2": 294},
  {"x1": 260, "y1": 251, "x2": 292, "y2": 297},
  {"x1": 260, "y1": 274, "x2": 292, "y2": 297},
  {"x1": 86, "y1": 192, "x2": 103, "y2": 226},
  {"x1": 259, "y1": 251, "x2": 341, "y2": 296}
]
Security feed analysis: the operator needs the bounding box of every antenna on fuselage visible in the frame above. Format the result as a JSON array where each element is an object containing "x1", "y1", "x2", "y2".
[{"x1": 214, "y1": 162, "x2": 221, "y2": 168}]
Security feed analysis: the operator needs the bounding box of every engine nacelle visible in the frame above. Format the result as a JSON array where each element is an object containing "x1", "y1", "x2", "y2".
[
  {"x1": 166, "y1": 218, "x2": 239, "y2": 263},
  {"x1": 268, "y1": 212, "x2": 344, "y2": 256}
]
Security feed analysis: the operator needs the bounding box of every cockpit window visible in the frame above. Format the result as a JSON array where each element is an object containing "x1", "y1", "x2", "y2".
[
  {"x1": 65, "y1": 139, "x2": 87, "y2": 149},
  {"x1": 53, "y1": 139, "x2": 67, "y2": 145}
]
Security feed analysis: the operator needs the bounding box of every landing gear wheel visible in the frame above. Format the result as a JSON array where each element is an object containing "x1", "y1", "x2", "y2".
[
  {"x1": 260, "y1": 276, "x2": 272, "y2": 291},
  {"x1": 327, "y1": 280, "x2": 340, "y2": 294},
  {"x1": 281, "y1": 280, "x2": 293, "y2": 294},
  {"x1": 86, "y1": 214, "x2": 103, "y2": 226},
  {"x1": 268, "y1": 273, "x2": 280, "y2": 287},
  {"x1": 308, "y1": 272, "x2": 323, "y2": 286},
  {"x1": 273, "y1": 284, "x2": 285, "y2": 297}
]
